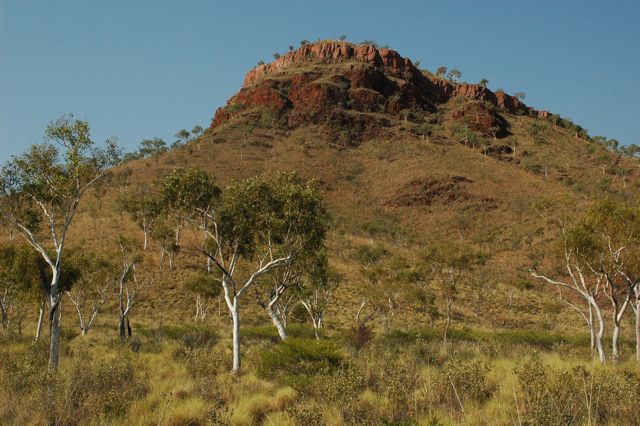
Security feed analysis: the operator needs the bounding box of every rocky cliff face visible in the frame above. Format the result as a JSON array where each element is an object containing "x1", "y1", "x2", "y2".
[{"x1": 211, "y1": 41, "x2": 542, "y2": 139}]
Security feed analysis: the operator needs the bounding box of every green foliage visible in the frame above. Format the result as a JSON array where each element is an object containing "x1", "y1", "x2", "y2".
[
  {"x1": 0, "y1": 242, "x2": 41, "y2": 304},
  {"x1": 0, "y1": 115, "x2": 118, "y2": 236},
  {"x1": 138, "y1": 137, "x2": 167, "y2": 157},
  {"x1": 184, "y1": 271, "x2": 221, "y2": 299},
  {"x1": 442, "y1": 358, "x2": 491, "y2": 404},
  {"x1": 435, "y1": 66, "x2": 447, "y2": 78},
  {"x1": 352, "y1": 244, "x2": 388, "y2": 267},
  {"x1": 219, "y1": 172, "x2": 329, "y2": 259},
  {"x1": 360, "y1": 40, "x2": 379, "y2": 48},
  {"x1": 446, "y1": 67, "x2": 462, "y2": 82},
  {"x1": 257, "y1": 338, "x2": 342, "y2": 386}
]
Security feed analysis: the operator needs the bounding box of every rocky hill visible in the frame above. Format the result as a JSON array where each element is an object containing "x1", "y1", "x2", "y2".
[
  {"x1": 75, "y1": 40, "x2": 638, "y2": 335},
  {"x1": 212, "y1": 41, "x2": 544, "y2": 142}
]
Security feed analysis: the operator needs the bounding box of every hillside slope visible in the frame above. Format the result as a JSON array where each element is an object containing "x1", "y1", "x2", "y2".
[{"x1": 72, "y1": 40, "x2": 640, "y2": 337}]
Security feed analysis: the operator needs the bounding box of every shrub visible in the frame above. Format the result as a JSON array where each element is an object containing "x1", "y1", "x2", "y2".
[
  {"x1": 345, "y1": 324, "x2": 373, "y2": 352},
  {"x1": 442, "y1": 358, "x2": 492, "y2": 404},
  {"x1": 515, "y1": 359, "x2": 640, "y2": 425},
  {"x1": 257, "y1": 338, "x2": 342, "y2": 388}
]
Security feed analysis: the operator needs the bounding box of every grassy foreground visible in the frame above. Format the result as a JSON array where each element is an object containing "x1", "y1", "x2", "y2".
[{"x1": 1, "y1": 321, "x2": 638, "y2": 425}]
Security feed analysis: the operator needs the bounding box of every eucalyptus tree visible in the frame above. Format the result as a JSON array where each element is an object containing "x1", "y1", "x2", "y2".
[
  {"x1": 115, "y1": 237, "x2": 143, "y2": 340},
  {"x1": 158, "y1": 169, "x2": 329, "y2": 373},
  {"x1": 435, "y1": 66, "x2": 447, "y2": 79},
  {"x1": 254, "y1": 260, "x2": 301, "y2": 341},
  {"x1": 138, "y1": 137, "x2": 168, "y2": 157},
  {"x1": 361, "y1": 256, "x2": 415, "y2": 334},
  {"x1": 446, "y1": 68, "x2": 462, "y2": 83},
  {"x1": 117, "y1": 187, "x2": 160, "y2": 250},
  {"x1": 0, "y1": 115, "x2": 118, "y2": 369},
  {"x1": 185, "y1": 271, "x2": 220, "y2": 321},
  {"x1": 297, "y1": 252, "x2": 340, "y2": 340},
  {"x1": 64, "y1": 252, "x2": 113, "y2": 336},
  {"x1": 422, "y1": 243, "x2": 486, "y2": 344},
  {"x1": 579, "y1": 200, "x2": 640, "y2": 360},
  {"x1": 174, "y1": 129, "x2": 191, "y2": 147},
  {"x1": 530, "y1": 220, "x2": 610, "y2": 363}
]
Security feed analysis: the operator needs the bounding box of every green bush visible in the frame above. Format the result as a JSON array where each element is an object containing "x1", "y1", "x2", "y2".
[{"x1": 257, "y1": 338, "x2": 342, "y2": 387}]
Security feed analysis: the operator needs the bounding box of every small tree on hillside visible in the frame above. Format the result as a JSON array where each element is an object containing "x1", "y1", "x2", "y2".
[
  {"x1": 446, "y1": 68, "x2": 462, "y2": 83},
  {"x1": 115, "y1": 237, "x2": 144, "y2": 341},
  {"x1": 64, "y1": 252, "x2": 113, "y2": 336},
  {"x1": 579, "y1": 200, "x2": 640, "y2": 361},
  {"x1": 421, "y1": 243, "x2": 486, "y2": 344},
  {"x1": 139, "y1": 137, "x2": 167, "y2": 157},
  {"x1": 361, "y1": 256, "x2": 418, "y2": 334},
  {"x1": 436, "y1": 66, "x2": 447, "y2": 79},
  {"x1": 173, "y1": 130, "x2": 191, "y2": 148},
  {"x1": 0, "y1": 115, "x2": 118, "y2": 370},
  {"x1": 254, "y1": 260, "x2": 302, "y2": 341},
  {"x1": 158, "y1": 169, "x2": 329, "y2": 373},
  {"x1": 514, "y1": 92, "x2": 526, "y2": 102},
  {"x1": 529, "y1": 212, "x2": 613, "y2": 363},
  {"x1": 117, "y1": 187, "x2": 160, "y2": 250},
  {"x1": 298, "y1": 252, "x2": 340, "y2": 340},
  {"x1": 185, "y1": 271, "x2": 220, "y2": 322},
  {"x1": 479, "y1": 78, "x2": 488, "y2": 88}
]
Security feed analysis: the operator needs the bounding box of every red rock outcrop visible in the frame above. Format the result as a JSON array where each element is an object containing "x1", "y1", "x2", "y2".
[{"x1": 211, "y1": 41, "x2": 541, "y2": 138}]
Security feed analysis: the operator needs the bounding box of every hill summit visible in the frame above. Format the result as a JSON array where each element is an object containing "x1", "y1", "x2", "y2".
[{"x1": 211, "y1": 41, "x2": 543, "y2": 141}]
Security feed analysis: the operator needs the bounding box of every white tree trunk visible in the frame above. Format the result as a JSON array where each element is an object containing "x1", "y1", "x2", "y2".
[
  {"x1": 312, "y1": 314, "x2": 324, "y2": 340},
  {"x1": 591, "y1": 298, "x2": 606, "y2": 364},
  {"x1": 35, "y1": 300, "x2": 45, "y2": 342},
  {"x1": 610, "y1": 296, "x2": 629, "y2": 362},
  {"x1": 634, "y1": 301, "x2": 640, "y2": 362},
  {"x1": 48, "y1": 271, "x2": 61, "y2": 371},
  {"x1": 49, "y1": 298, "x2": 61, "y2": 371},
  {"x1": 266, "y1": 304, "x2": 288, "y2": 341},
  {"x1": 231, "y1": 303, "x2": 241, "y2": 374}
]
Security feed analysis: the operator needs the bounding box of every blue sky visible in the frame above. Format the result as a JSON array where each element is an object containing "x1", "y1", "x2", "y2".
[{"x1": 1, "y1": 1, "x2": 639, "y2": 163}]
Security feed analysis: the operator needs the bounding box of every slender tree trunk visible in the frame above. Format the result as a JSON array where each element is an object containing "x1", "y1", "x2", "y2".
[
  {"x1": 588, "y1": 305, "x2": 595, "y2": 352},
  {"x1": 591, "y1": 298, "x2": 606, "y2": 364},
  {"x1": 266, "y1": 304, "x2": 287, "y2": 341},
  {"x1": 48, "y1": 300, "x2": 61, "y2": 371},
  {"x1": 635, "y1": 303, "x2": 640, "y2": 362},
  {"x1": 312, "y1": 314, "x2": 324, "y2": 340},
  {"x1": 610, "y1": 297, "x2": 629, "y2": 362},
  {"x1": 0, "y1": 304, "x2": 7, "y2": 330},
  {"x1": 17, "y1": 306, "x2": 22, "y2": 336},
  {"x1": 35, "y1": 300, "x2": 45, "y2": 341},
  {"x1": 143, "y1": 230, "x2": 148, "y2": 250},
  {"x1": 127, "y1": 317, "x2": 132, "y2": 337},
  {"x1": 119, "y1": 314, "x2": 126, "y2": 340},
  {"x1": 443, "y1": 297, "x2": 452, "y2": 345},
  {"x1": 231, "y1": 303, "x2": 241, "y2": 374},
  {"x1": 81, "y1": 327, "x2": 88, "y2": 336},
  {"x1": 612, "y1": 319, "x2": 621, "y2": 361}
]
